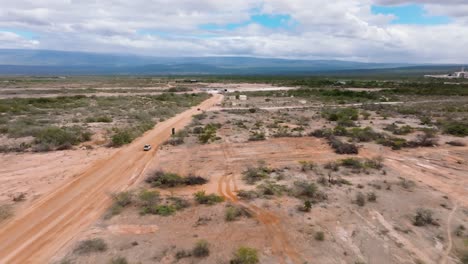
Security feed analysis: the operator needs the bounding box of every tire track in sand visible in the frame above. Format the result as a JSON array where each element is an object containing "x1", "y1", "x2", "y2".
[
  {"x1": 441, "y1": 202, "x2": 458, "y2": 264},
  {"x1": 218, "y1": 142, "x2": 302, "y2": 264}
]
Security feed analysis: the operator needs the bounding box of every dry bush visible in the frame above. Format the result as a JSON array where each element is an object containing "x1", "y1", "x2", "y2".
[
  {"x1": 192, "y1": 240, "x2": 210, "y2": 257},
  {"x1": 0, "y1": 204, "x2": 12, "y2": 222},
  {"x1": 74, "y1": 238, "x2": 107, "y2": 255},
  {"x1": 413, "y1": 208, "x2": 436, "y2": 226}
]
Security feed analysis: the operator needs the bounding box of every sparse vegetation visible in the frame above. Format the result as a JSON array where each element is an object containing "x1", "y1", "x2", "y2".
[
  {"x1": 328, "y1": 136, "x2": 359, "y2": 154},
  {"x1": 446, "y1": 140, "x2": 466, "y2": 147},
  {"x1": 34, "y1": 126, "x2": 91, "y2": 151},
  {"x1": 192, "y1": 240, "x2": 210, "y2": 257},
  {"x1": 0, "y1": 204, "x2": 12, "y2": 222},
  {"x1": 367, "y1": 192, "x2": 377, "y2": 202},
  {"x1": 109, "y1": 256, "x2": 128, "y2": 264},
  {"x1": 257, "y1": 181, "x2": 288, "y2": 196},
  {"x1": 441, "y1": 120, "x2": 468, "y2": 137},
  {"x1": 322, "y1": 108, "x2": 359, "y2": 124},
  {"x1": 398, "y1": 178, "x2": 416, "y2": 190},
  {"x1": 237, "y1": 190, "x2": 260, "y2": 200},
  {"x1": 315, "y1": 231, "x2": 325, "y2": 241},
  {"x1": 198, "y1": 123, "x2": 221, "y2": 143},
  {"x1": 242, "y1": 163, "x2": 271, "y2": 184},
  {"x1": 249, "y1": 131, "x2": 266, "y2": 141},
  {"x1": 384, "y1": 124, "x2": 414, "y2": 135},
  {"x1": 230, "y1": 247, "x2": 259, "y2": 264},
  {"x1": 356, "y1": 192, "x2": 366, "y2": 207},
  {"x1": 413, "y1": 208, "x2": 436, "y2": 227},
  {"x1": 299, "y1": 161, "x2": 316, "y2": 172},
  {"x1": 194, "y1": 191, "x2": 224, "y2": 205},
  {"x1": 74, "y1": 238, "x2": 108, "y2": 255},
  {"x1": 225, "y1": 205, "x2": 250, "y2": 221},
  {"x1": 292, "y1": 181, "x2": 327, "y2": 203},
  {"x1": 0, "y1": 93, "x2": 210, "y2": 150},
  {"x1": 298, "y1": 200, "x2": 312, "y2": 212},
  {"x1": 145, "y1": 171, "x2": 207, "y2": 187}
]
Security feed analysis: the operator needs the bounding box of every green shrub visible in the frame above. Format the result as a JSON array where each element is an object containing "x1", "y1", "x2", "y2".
[
  {"x1": 112, "y1": 191, "x2": 132, "y2": 207},
  {"x1": 194, "y1": 191, "x2": 224, "y2": 205},
  {"x1": 340, "y1": 158, "x2": 363, "y2": 170},
  {"x1": 168, "y1": 196, "x2": 190, "y2": 210},
  {"x1": 364, "y1": 157, "x2": 383, "y2": 170},
  {"x1": 198, "y1": 123, "x2": 220, "y2": 143},
  {"x1": 151, "y1": 205, "x2": 176, "y2": 216},
  {"x1": 322, "y1": 108, "x2": 359, "y2": 122},
  {"x1": 230, "y1": 247, "x2": 259, "y2": 264},
  {"x1": 309, "y1": 128, "x2": 333, "y2": 138},
  {"x1": 226, "y1": 206, "x2": 243, "y2": 221},
  {"x1": 315, "y1": 231, "x2": 325, "y2": 241},
  {"x1": 256, "y1": 181, "x2": 288, "y2": 196},
  {"x1": 138, "y1": 189, "x2": 160, "y2": 211},
  {"x1": 442, "y1": 121, "x2": 468, "y2": 137},
  {"x1": 242, "y1": 165, "x2": 271, "y2": 184},
  {"x1": 146, "y1": 171, "x2": 184, "y2": 187},
  {"x1": 292, "y1": 181, "x2": 327, "y2": 202},
  {"x1": 111, "y1": 129, "x2": 134, "y2": 147},
  {"x1": 347, "y1": 127, "x2": 382, "y2": 142},
  {"x1": 35, "y1": 126, "x2": 91, "y2": 148},
  {"x1": 376, "y1": 136, "x2": 407, "y2": 150},
  {"x1": 192, "y1": 240, "x2": 210, "y2": 257},
  {"x1": 298, "y1": 200, "x2": 312, "y2": 212},
  {"x1": 74, "y1": 238, "x2": 108, "y2": 255},
  {"x1": 145, "y1": 171, "x2": 207, "y2": 187}
]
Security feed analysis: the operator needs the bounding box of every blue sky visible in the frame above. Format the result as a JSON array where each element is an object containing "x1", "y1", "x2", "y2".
[
  {"x1": 4, "y1": 29, "x2": 37, "y2": 39},
  {"x1": 200, "y1": 14, "x2": 294, "y2": 31},
  {"x1": 371, "y1": 4, "x2": 451, "y2": 25}
]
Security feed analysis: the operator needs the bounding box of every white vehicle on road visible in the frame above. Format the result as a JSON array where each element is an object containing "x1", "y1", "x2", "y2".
[{"x1": 143, "y1": 144, "x2": 152, "y2": 151}]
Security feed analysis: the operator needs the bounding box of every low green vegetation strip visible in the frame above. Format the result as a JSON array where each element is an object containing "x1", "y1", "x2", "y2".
[{"x1": 0, "y1": 93, "x2": 210, "y2": 151}]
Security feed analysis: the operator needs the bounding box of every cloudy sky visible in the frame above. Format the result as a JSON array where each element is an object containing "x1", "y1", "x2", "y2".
[{"x1": 0, "y1": 0, "x2": 467, "y2": 63}]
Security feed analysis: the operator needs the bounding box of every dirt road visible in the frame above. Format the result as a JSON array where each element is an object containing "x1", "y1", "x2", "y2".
[{"x1": 0, "y1": 94, "x2": 222, "y2": 264}]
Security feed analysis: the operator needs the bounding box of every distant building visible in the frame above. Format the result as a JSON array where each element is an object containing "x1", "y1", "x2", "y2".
[
  {"x1": 239, "y1": 95, "x2": 247, "y2": 101},
  {"x1": 425, "y1": 67, "x2": 467, "y2": 79}
]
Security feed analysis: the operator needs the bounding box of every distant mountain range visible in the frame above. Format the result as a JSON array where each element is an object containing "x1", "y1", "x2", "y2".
[{"x1": 0, "y1": 49, "x2": 463, "y2": 76}]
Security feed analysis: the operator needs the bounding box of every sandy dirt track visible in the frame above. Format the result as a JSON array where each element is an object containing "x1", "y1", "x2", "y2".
[{"x1": 0, "y1": 94, "x2": 222, "y2": 264}]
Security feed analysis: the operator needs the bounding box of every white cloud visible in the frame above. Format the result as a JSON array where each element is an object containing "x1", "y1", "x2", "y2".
[
  {"x1": 0, "y1": 0, "x2": 466, "y2": 63},
  {"x1": 0, "y1": 31, "x2": 39, "y2": 48}
]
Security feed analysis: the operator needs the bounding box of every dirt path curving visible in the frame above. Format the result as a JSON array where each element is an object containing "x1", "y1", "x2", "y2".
[
  {"x1": 217, "y1": 141, "x2": 303, "y2": 264},
  {"x1": 0, "y1": 94, "x2": 223, "y2": 264}
]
